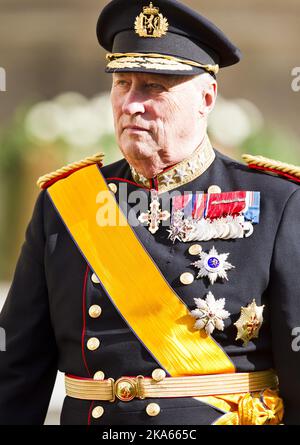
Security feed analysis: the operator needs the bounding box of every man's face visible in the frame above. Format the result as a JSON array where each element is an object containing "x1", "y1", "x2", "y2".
[{"x1": 110, "y1": 72, "x2": 212, "y2": 171}]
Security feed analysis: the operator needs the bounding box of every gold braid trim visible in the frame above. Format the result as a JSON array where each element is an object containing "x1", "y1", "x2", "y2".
[
  {"x1": 242, "y1": 153, "x2": 300, "y2": 180},
  {"x1": 106, "y1": 53, "x2": 219, "y2": 75},
  {"x1": 37, "y1": 152, "x2": 105, "y2": 189},
  {"x1": 107, "y1": 57, "x2": 193, "y2": 72}
]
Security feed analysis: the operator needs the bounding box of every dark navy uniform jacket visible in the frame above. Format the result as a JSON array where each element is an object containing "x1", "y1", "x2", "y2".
[{"x1": 1, "y1": 149, "x2": 300, "y2": 425}]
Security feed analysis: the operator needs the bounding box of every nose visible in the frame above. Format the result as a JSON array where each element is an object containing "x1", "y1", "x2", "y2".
[{"x1": 122, "y1": 87, "x2": 146, "y2": 116}]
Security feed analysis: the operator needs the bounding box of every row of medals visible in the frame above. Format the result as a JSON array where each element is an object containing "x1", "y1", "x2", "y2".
[{"x1": 139, "y1": 184, "x2": 264, "y2": 347}]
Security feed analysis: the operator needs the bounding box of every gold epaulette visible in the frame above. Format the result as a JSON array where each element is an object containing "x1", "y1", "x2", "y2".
[
  {"x1": 37, "y1": 152, "x2": 105, "y2": 190},
  {"x1": 242, "y1": 153, "x2": 300, "y2": 184}
]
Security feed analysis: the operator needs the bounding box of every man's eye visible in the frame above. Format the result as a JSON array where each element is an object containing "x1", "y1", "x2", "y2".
[
  {"x1": 146, "y1": 83, "x2": 165, "y2": 91},
  {"x1": 115, "y1": 80, "x2": 129, "y2": 87}
]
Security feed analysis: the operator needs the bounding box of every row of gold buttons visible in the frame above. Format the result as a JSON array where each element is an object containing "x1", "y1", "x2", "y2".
[
  {"x1": 89, "y1": 271, "x2": 105, "y2": 419},
  {"x1": 87, "y1": 272, "x2": 103, "y2": 350},
  {"x1": 89, "y1": 222, "x2": 163, "y2": 420},
  {"x1": 89, "y1": 272, "x2": 106, "y2": 399}
]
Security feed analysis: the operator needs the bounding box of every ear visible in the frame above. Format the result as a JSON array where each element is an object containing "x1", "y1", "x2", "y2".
[{"x1": 199, "y1": 76, "x2": 218, "y2": 117}]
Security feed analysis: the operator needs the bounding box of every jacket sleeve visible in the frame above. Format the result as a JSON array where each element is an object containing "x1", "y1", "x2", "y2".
[
  {"x1": 0, "y1": 190, "x2": 58, "y2": 425},
  {"x1": 268, "y1": 188, "x2": 300, "y2": 425}
]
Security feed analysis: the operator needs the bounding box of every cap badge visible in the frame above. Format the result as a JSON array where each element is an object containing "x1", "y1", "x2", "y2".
[
  {"x1": 135, "y1": 2, "x2": 169, "y2": 38},
  {"x1": 234, "y1": 299, "x2": 265, "y2": 347}
]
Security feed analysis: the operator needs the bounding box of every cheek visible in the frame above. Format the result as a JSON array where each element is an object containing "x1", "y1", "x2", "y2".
[
  {"x1": 159, "y1": 97, "x2": 188, "y2": 131},
  {"x1": 175, "y1": 93, "x2": 200, "y2": 120},
  {"x1": 111, "y1": 93, "x2": 123, "y2": 123},
  {"x1": 154, "y1": 97, "x2": 179, "y2": 129}
]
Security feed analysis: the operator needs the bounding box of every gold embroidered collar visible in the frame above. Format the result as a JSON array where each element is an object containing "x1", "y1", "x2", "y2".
[{"x1": 130, "y1": 135, "x2": 215, "y2": 193}]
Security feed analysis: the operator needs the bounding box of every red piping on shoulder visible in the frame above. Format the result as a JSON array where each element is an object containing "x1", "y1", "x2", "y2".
[{"x1": 248, "y1": 164, "x2": 300, "y2": 184}]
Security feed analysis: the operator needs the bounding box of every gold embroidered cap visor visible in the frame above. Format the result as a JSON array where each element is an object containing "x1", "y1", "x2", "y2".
[{"x1": 97, "y1": 0, "x2": 241, "y2": 76}]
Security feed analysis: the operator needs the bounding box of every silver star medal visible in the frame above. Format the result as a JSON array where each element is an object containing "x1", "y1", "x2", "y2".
[
  {"x1": 138, "y1": 189, "x2": 170, "y2": 234},
  {"x1": 167, "y1": 211, "x2": 194, "y2": 243},
  {"x1": 167, "y1": 210, "x2": 184, "y2": 243},
  {"x1": 191, "y1": 246, "x2": 235, "y2": 285},
  {"x1": 191, "y1": 291, "x2": 231, "y2": 335}
]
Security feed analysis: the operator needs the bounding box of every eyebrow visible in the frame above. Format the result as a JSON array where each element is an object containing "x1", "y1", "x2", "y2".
[{"x1": 113, "y1": 73, "x2": 191, "y2": 86}]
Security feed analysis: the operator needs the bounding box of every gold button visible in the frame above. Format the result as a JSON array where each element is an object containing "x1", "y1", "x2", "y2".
[
  {"x1": 188, "y1": 244, "x2": 202, "y2": 256},
  {"x1": 115, "y1": 378, "x2": 137, "y2": 402},
  {"x1": 152, "y1": 368, "x2": 166, "y2": 382},
  {"x1": 180, "y1": 272, "x2": 194, "y2": 285},
  {"x1": 91, "y1": 273, "x2": 100, "y2": 284},
  {"x1": 146, "y1": 403, "x2": 161, "y2": 417},
  {"x1": 87, "y1": 337, "x2": 100, "y2": 351},
  {"x1": 93, "y1": 371, "x2": 105, "y2": 381},
  {"x1": 108, "y1": 183, "x2": 118, "y2": 194},
  {"x1": 92, "y1": 406, "x2": 104, "y2": 419},
  {"x1": 89, "y1": 305, "x2": 102, "y2": 319},
  {"x1": 208, "y1": 185, "x2": 222, "y2": 194}
]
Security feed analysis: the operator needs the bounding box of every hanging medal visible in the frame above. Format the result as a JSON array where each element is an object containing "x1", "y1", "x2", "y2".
[{"x1": 138, "y1": 189, "x2": 170, "y2": 234}]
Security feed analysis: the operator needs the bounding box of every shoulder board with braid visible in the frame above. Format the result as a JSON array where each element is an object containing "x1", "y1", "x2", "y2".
[
  {"x1": 37, "y1": 153, "x2": 105, "y2": 190},
  {"x1": 242, "y1": 154, "x2": 300, "y2": 184}
]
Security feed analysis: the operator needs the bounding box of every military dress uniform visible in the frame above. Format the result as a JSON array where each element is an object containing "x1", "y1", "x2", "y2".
[
  {"x1": 1, "y1": 144, "x2": 300, "y2": 425},
  {"x1": 1, "y1": 0, "x2": 300, "y2": 426}
]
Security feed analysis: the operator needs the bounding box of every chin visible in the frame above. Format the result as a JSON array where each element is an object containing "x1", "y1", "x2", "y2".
[{"x1": 120, "y1": 141, "x2": 155, "y2": 162}]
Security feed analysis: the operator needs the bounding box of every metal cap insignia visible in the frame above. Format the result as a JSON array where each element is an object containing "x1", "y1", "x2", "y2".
[{"x1": 135, "y1": 2, "x2": 169, "y2": 38}]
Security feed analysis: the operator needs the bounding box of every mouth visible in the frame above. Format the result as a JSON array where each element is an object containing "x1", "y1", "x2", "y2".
[{"x1": 123, "y1": 126, "x2": 149, "y2": 133}]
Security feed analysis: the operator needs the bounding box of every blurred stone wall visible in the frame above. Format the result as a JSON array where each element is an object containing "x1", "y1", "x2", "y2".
[{"x1": 0, "y1": 0, "x2": 299, "y2": 135}]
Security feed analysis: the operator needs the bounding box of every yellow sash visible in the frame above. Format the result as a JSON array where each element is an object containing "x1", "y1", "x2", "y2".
[
  {"x1": 48, "y1": 164, "x2": 234, "y2": 376},
  {"x1": 48, "y1": 164, "x2": 284, "y2": 424}
]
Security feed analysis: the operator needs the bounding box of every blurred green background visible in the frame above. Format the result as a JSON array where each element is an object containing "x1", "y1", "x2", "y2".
[{"x1": 0, "y1": 0, "x2": 300, "y2": 282}]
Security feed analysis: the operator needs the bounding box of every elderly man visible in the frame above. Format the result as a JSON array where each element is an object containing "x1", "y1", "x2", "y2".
[{"x1": 1, "y1": 0, "x2": 300, "y2": 426}]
